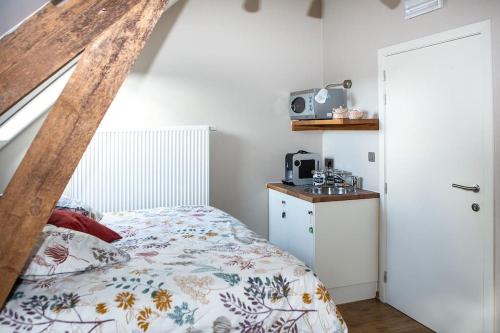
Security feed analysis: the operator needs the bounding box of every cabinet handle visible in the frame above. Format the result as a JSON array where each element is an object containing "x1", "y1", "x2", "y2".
[
  {"x1": 308, "y1": 210, "x2": 313, "y2": 215},
  {"x1": 282, "y1": 212, "x2": 286, "y2": 219},
  {"x1": 282, "y1": 200, "x2": 286, "y2": 204},
  {"x1": 308, "y1": 227, "x2": 314, "y2": 234}
]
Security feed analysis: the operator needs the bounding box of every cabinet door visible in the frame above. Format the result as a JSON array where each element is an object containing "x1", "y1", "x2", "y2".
[
  {"x1": 314, "y1": 199, "x2": 379, "y2": 290},
  {"x1": 286, "y1": 195, "x2": 315, "y2": 268},
  {"x1": 268, "y1": 190, "x2": 289, "y2": 250}
]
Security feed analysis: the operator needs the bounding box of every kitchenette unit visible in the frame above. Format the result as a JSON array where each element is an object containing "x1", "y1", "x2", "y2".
[{"x1": 267, "y1": 183, "x2": 379, "y2": 304}]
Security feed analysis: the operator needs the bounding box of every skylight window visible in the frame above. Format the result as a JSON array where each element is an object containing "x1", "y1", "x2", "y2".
[{"x1": 0, "y1": 60, "x2": 76, "y2": 150}]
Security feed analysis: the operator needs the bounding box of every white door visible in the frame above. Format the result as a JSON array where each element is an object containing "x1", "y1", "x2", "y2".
[{"x1": 381, "y1": 22, "x2": 493, "y2": 332}]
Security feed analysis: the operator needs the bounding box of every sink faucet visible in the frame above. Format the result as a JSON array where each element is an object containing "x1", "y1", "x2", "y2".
[
  {"x1": 334, "y1": 174, "x2": 347, "y2": 184},
  {"x1": 350, "y1": 176, "x2": 359, "y2": 191},
  {"x1": 333, "y1": 174, "x2": 360, "y2": 191}
]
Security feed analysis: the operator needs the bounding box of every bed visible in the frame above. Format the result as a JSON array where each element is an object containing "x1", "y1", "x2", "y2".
[{"x1": 1, "y1": 206, "x2": 347, "y2": 332}]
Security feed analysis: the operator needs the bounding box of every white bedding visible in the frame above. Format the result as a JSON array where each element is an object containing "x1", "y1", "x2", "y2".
[{"x1": 1, "y1": 206, "x2": 347, "y2": 332}]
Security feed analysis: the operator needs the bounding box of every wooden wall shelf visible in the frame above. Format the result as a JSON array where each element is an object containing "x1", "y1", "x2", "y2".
[{"x1": 291, "y1": 118, "x2": 379, "y2": 131}]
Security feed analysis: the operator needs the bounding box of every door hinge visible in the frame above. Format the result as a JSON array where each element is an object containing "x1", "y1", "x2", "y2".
[
  {"x1": 384, "y1": 93, "x2": 387, "y2": 106},
  {"x1": 383, "y1": 70, "x2": 387, "y2": 82},
  {"x1": 384, "y1": 182, "x2": 388, "y2": 194},
  {"x1": 383, "y1": 271, "x2": 387, "y2": 283}
]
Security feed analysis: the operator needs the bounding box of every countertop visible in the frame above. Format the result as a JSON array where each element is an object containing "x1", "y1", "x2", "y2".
[{"x1": 266, "y1": 183, "x2": 380, "y2": 203}]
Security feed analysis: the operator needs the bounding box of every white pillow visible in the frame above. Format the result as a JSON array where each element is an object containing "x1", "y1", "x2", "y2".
[
  {"x1": 56, "y1": 195, "x2": 103, "y2": 221},
  {"x1": 21, "y1": 225, "x2": 130, "y2": 278}
]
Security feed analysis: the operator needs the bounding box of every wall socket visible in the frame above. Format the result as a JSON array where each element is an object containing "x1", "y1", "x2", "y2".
[
  {"x1": 325, "y1": 158, "x2": 334, "y2": 169},
  {"x1": 368, "y1": 152, "x2": 376, "y2": 162}
]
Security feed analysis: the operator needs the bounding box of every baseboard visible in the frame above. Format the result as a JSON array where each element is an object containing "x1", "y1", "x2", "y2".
[{"x1": 330, "y1": 281, "x2": 378, "y2": 305}]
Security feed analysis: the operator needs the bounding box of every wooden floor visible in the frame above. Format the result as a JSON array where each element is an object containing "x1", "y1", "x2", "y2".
[{"x1": 338, "y1": 299, "x2": 434, "y2": 333}]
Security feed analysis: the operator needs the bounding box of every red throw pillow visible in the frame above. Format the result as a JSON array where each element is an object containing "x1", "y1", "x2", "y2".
[{"x1": 48, "y1": 209, "x2": 122, "y2": 243}]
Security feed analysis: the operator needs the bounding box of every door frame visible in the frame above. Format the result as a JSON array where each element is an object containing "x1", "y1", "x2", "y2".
[{"x1": 377, "y1": 20, "x2": 494, "y2": 331}]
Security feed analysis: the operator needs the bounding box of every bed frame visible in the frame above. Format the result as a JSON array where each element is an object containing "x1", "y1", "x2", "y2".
[{"x1": 0, "y1": 0, "x2": 169, "y2": 307}]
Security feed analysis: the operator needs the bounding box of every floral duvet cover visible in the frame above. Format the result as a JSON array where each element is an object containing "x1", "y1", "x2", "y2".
[{"x1": 1, "y1": 206, "x2": 347, "y2": 333}]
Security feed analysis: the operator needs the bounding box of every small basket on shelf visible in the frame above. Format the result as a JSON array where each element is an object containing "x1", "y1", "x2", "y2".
[
  {"x1": 347, "y1": 109, "x2": 365, "y2": 120},
  {"x1": 332, "y1": 106, "x2": 349, "y2": 119}
]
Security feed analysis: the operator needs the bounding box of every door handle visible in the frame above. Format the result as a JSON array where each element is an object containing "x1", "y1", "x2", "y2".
[{"x1": 452, "y1": 184, "x2": 480, "y2": 193}]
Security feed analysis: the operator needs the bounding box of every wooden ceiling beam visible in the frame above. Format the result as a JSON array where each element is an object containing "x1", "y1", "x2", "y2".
[
  {"x1": 0, "y1": 0, "x2": 146, "y2": 117},
  {"x1": 0, "y1": 0, "x2": 168, "y2": 307}
]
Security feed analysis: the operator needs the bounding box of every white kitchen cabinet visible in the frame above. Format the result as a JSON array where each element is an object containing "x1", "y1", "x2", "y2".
[
  {"x1": 268, "y1": 188, "x2": 379, "y2": 304},
  {"x1": 269, "y1": 189, "x2": 315, "y2": 267}
]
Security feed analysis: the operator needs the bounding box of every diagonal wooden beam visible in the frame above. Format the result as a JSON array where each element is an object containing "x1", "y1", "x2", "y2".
[
  {"x1": 0, "y1": 0, "x2": 168, "y2": 307},
  {"x1": 0, "y1": 0, "x2": 147, "y2": 117}
]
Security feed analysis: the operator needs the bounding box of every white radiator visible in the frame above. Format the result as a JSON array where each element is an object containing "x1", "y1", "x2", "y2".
[{"x1": 65, "y1": 126, "x2": 210, "y2": 212}]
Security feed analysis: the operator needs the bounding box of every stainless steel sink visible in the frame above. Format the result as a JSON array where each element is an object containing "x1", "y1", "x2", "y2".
[{"x1": 304, "y1": 186, "x2": 355, "y2": 195}]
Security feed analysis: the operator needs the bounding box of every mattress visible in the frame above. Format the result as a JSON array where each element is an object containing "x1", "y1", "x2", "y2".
[{"x1": 1, "y1": 206, "x2": 347, "y2": 332}]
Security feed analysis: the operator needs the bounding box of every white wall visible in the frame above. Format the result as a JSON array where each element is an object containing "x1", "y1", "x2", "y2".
[
  {"x1": 0, "y1": 0, "x2": 46, "y2": 36},
  {"x1": 323, "y1": 131, "x2": 378, "y2": 190},
  {"x1": 0, "y1": 0, "x2": 324, "y2": 238},
  {"x1": 321, "y1": 0, "x2": 500, "y2": 329}
]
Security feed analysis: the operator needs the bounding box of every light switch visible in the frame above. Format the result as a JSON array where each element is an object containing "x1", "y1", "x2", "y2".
[{"x1": 368, "y1": 152, "x2": 376, "y2": 162}]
